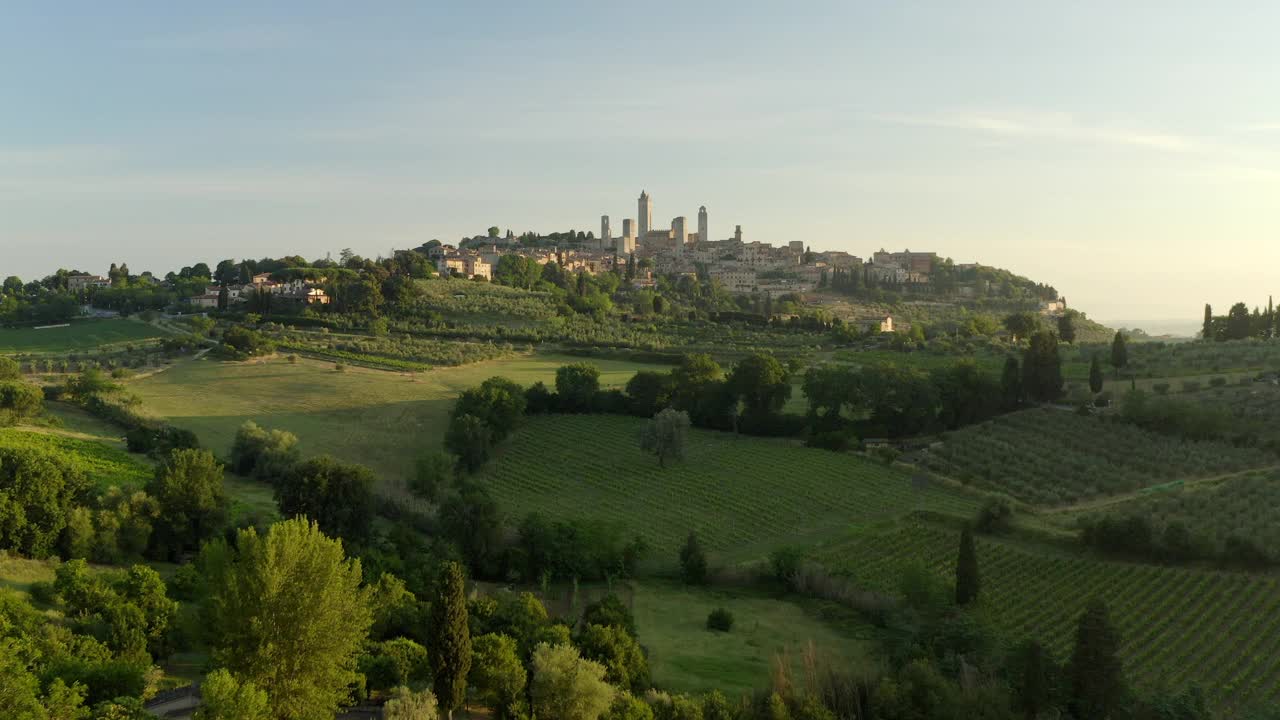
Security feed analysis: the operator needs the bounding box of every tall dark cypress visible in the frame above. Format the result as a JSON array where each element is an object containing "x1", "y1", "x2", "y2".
[
  {"x1": 1012, "y1": 639, "x2": 1052, "y2": 720},
  {"x1": 430, "y1": 561, "x2": 472, "y2": 719},
  {"x1": 1202, "y1": 303, "x2": 1214, "y2": 341},
  {"x1": 1089, "y1": 354, "x2": 1104, "y2": 395},
  {"x1": 1000, "y1": 356, "x2": 1022, "y2": 410},
  {"x1": 1068, "y1": 598, "x2": 1126, "y2": 720},
  {"x1": 955, "y1": 525, "x2": 980, "y2": 605}
]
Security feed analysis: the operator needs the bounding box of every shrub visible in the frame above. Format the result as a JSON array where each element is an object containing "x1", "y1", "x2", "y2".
[
  {"x1": 334, "y1": 363, "x2": 345, "y2": 372},
  {"x1": 1094, "y1": 390, "x2": 1113, "y2": 408},
  {"x1": 1181, "y1": 380, "x2": 1201, "y2": 393},
  {"x1": 706, "y1": 608, "x2": 734, "y2": 632},
  {"x1": 1152, "y1": 382, "x2": 1170, "y2": 395},
  {"x1": 287, "y1": 354, "x2": 299, "y2": 364},
  {"x1": 27, "y1": 580, "x2": 58, "y2": 605},
  {"x1": 974, "y1": 499, "x2": 1013, "y2": 535},
  {"x1": 1210, "y1": 376, "x2": 1227, "y2": 388}
]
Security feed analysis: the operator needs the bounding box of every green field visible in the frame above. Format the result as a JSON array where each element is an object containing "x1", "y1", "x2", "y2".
[
  {"x1": 0, "y1": 426, "x2": 153, "y2": 491},
  {"x1": 0, "y1": 318, "x2": 170, "y2": 355},
  {"x1": 478, "y1": 414, "x2": 983, "y2": 566},
  {"x1": 918, "y1": 408, "x2": 1273, "y2": 507},
  {"x1": 631, "y1": 581, "x2": 869, "y2": 696},
  {"x1": 811, "y1": 520, "x2": 1280, "y2": 711},
  {"x1": 126, "y1": 353, "x2": 671, "y2": 495}
]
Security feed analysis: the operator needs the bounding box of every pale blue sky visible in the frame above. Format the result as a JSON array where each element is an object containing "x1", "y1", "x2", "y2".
[{"x1": 4, "y1": 1, "x2": 1280, "y2": 331}]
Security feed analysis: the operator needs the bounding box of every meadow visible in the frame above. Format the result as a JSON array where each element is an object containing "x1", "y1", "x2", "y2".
[
  {"x1": 125, "y1": 352, "x2": 673, "y2": 492},
  {"x1": 918, "y1": 408, "x2": 1273, "y2": 507},
  {"x1": 810, "y1": 519, "x2": 1280, "y2": 711},
  {"x1": 0, "y1": 317, "x2": 170, "y2": 355},
  {"x1": 0, "y1": 426, "x2": 152, "y2": 491},
  {"x1": 478, "y1": 414, "x2": 983, "y2": 566}
]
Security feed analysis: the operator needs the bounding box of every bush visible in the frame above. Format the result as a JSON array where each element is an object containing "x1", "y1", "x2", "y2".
[
  {"x1": 1181, "y1": 380, "x2": 1201, "y2": 393},
  {"x1": 1152, "y1": 382, "x2": 1170, "y2": 395},
  {"x1": 974, "y1": 499, "x2": 1013, "y2": 535},
  {"x1": 27, "y1": 580, "x2": 58, "y2": 605},
  {"x1": 1210, "y1": 376, "x2": 1227, "y2": 388},
  {"x1": 334, "y1": 363, "x2": 345, "y2": 372},
  {"x1": 706, "y1": 608, "x2": 734, "y2": 632},
  {"x1": 1093, "y1": 390, "x2": 1113, "y2": 407}
]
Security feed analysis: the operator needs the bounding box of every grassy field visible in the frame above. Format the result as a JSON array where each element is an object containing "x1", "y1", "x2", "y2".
[
  {"x1": 0, "y1": 318, "x2": 170, "y2": 355},
  {"x1": 917, "y1": 408, "x2": 1273, "y2": 507},
  {"x1": 631, "y1": 581, "x2": 869, "y2": 697},
  {"x1": 811, "y1": 519, "x2": 1280, "y2": 711},
  {"x1": 126, "y1": 352, "x2": 671, "y2": 493},
  {"x1": 0, "y1": 426, "x2": 153, "y2": 491},
  {"x1": 478, "y1": 414, "x2": 983, "y2": 566}
]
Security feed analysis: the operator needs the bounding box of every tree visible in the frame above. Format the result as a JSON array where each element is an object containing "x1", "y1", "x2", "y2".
[
  {"x1": 1202, "y1": 303, "x2": 1214, "y2": 341},
  {"x1": 487, "y1": 226, "x2": 501, "y2": 238},
  {"x1": 146, "y1": 449, "x2": 227, "y2": 560},
  {"x1": 679, "y1": 531, "x2": 707, "y2": 585},
  {"x1": 1021, "y1": 331, "x2": 1063, "y2": 403},
  {"x1": 639, "y1": 409, "x2": 690, "y2": 468},
  {"x1": 384, "y1": 687, "x2": 440, "y2": 720},
  {"x1": 625, "y1": 371, "x2": 672, "y2": 417},
  {"x1": 727, "y1": 353, "x2": 791, "y2": 419},
  {"x1": 229, "y1": 421, "x2": 299, "y2": 481},
  {"x1": 529, "y1": 643, "x2": 615, "y2": 720},
  {"x1": 410, "y1": 451, "x2": 455, "y2": 503},
  {"x1": 217, "y1": 284, "x2": 229, "y2": 311},
  {"x1": 275, "y1": 456, "x2": 375, "y2": 544},
  {"x1": 0, "y1": 446, "x2": 91, "y2": 558},
  {"x1": 556, "y1": 363, "x2": 601, "y2": 412},
  {"x1": 1000, "y1": 357, "x2": 1022, "y2": 411},
  {"x1": 1089, "y1": 354, "x2": 1104, "y2": 395},
  {"x1": 1003, "y1": 312, "x2": 1039, "y2": 341},
  {"x1": 1068, "y1": 598, "x2": 1126, "y2": 720},
  {"x1": 194, "y1": 669, "x2": 270, "y2": 720},
  {"x1": 445, "y1": 414, "x2": 491, "y2": 473},
  {"x1": 1225, "y1": 302, "x2": 1252, "y2": 340},
  {"x1": 1009, "y1": 640, "x2": 1054, "y2": 720},
  {"x1": 670, "y1": 353, "x2": 723, "y2": 412},
  {"x1": 0, "y1": 356, "x2": 20, "y2": 380},
  {"x1": 430, "y1": 562, "x2": 472, "y2": 720},
  {"x1": 1109, "y1": 331, "x2": 1128, "y2": 378},
  {"x1": 576, "y1": 623, "x2": 649, "y2": 692},
  {"x1": 955, "y1": 525, "x2": 980, "y2": 605},
  {"x1": 452, "y1": 377, "x2": 527, "y2": 443},
  {"x1": 207, "y1": 518, "x2": 372, "y2": 720},
  {"x1": 470, "y1": 633, "x2": 527, "y2": 720},
  {"x1": 1056, "y1": 312, "x2": 1076, "y2": 343}
]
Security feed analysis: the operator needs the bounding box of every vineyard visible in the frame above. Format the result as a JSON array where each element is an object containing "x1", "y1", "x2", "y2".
[
  {"x1": 811, "y1": 520, "x2": 1280, "y2": 711},
  {"x1": 0, "y1": 427, "x2": 152, "y2": 491},
  {"x1": 1063, "y1": 337, "x2": 1280, "y2": 380},
  {"x1": 0, "y1": 318, "x2": 171, "y2": 355},
  {"x1": 478, "y1": 414, "x2": 983, "y2": 564},
  {"x1": 919, "y1": 409, "x2": 1272, "y2": 506},
  {"x1": 1067, "y1": 468, "x2": 1280, "y2": 552}
]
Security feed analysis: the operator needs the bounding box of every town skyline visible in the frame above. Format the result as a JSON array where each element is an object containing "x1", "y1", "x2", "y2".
[{"x1": 7, "y1": 2, "x2": 1280, "y2": 334}]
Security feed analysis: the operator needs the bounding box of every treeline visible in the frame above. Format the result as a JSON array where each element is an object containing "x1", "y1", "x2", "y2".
[
  {"x1": 1201, "y1": 300, "x2": 1280, "y2": 341},
  {"x1": 1079, "y1": 513, "x2": 1275, "y2": 569}
]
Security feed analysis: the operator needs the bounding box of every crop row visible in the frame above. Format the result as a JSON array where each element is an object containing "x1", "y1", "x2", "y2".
[
  {"x1": 811, "y1": 521, "x2": 1280, "y2": 710},
  {"x1": 920, "y1": 408, "x2": 1271, "y2": 506}
]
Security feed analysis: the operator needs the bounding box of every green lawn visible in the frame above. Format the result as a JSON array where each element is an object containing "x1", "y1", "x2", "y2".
[
  {"x1": 126, "y1": 352, "x2": 671, "y2": 496},
  {"x1": 631, "y1": 581, "x2": 870, "y2": 697},
  {"x1": 0, "y1": 318, "x2": 170, "y2": 355},
  {"x1": 479, "y1": 414, "x2": 983, "y2": 566}
]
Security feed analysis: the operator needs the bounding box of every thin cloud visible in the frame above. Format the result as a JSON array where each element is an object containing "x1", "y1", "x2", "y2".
[{"x1": 883, "y1": 110, "x2": 1202, "y2": 153}]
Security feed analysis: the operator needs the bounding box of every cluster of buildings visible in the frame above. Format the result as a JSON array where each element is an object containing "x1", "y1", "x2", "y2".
[
  {"x1": 429, "y1": 191, "x2": 946, "y2": 297},
  {"x1": 188, "y1": 273, "x2": 330, "y2": 309}
]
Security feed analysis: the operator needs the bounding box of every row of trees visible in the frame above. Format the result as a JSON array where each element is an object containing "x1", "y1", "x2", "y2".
[{"x1": 1202, "y1": 300, "x2": 1280, "y2": 342}]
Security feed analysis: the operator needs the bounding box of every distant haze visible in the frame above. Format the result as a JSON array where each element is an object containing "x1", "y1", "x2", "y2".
[{"x1": 4, "y1": 2, "x2": 1280, "y2": 328}]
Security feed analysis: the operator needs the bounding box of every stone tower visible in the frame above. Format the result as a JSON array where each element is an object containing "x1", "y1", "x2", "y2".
[
  {"x1": 734, "y1": 224, "x2": 743, "y2": 242},
  {"x1": 697, "y1": 205, "x2": 708, "y2": 244},
  {"x1": 672, "y1": 216, "x2": 687, "y2": 260},
  {"x1": 638, "y1": 190, "x2": 653, "y2": 237},
  {"x1": 621, "y1": 219, "x2": 635, "y2": 253},
  {"x1": 600, "y1": 215, "x2": 611, "y2": 250}
]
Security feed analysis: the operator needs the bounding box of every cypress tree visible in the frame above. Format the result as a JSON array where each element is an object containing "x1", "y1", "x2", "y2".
[
  {"x1": 955, "y1": 525, "x2": 980, "y2": 605},
  {"x1": 1109, "y1": 331, "x2": 1128, "y2": 379},
  {"x1": 1068, "y1": 598, "x2": 1125, "y2": 720},
  {"x1": 1011, "y1": 639, "x2": 1052, "y2": 720},
  {"x1": 1089, "y1": 354, "x2": 1104, "y2": 395},
  {"x1": 679, "y1": 531, "x2": 708, "y2": 585},
  {"x1": 1000, "y1": 356, "x2": 1022, "y2": 411},
  {"x1": 1203, "y1": 303, "x2": 1213, "y2": 341},
  {"x1": 430, "y1": 561, "x2": 472, "y2": 719}
]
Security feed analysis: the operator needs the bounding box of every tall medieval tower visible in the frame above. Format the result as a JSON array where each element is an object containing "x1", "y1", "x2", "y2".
[
  {"x1": 697, "y1": 205, "x2": 708, "y2": 244},
  {"x1": 600, "y1": 215, "x2": 611, "y2": 250},
  {"x1": 638, "y1": 190, "x2": 653, "y2": 236}
]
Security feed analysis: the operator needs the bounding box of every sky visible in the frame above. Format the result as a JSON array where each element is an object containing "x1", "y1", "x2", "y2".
[{"x1": 4, "y1": 2, "x2": 1280, "y2": 334}]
